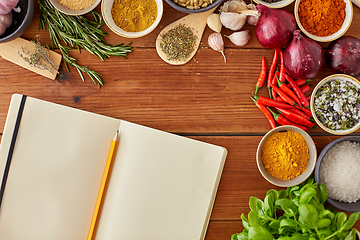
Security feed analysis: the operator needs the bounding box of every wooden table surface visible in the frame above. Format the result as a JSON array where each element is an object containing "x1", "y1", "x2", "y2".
[{"x1": 1, "y1": 0, "x2": 360, "y2": 239}]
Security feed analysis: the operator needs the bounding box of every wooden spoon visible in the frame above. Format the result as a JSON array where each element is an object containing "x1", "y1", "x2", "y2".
[{"x1": 156, "y1": 8, "x2": 216, "y2": 65}]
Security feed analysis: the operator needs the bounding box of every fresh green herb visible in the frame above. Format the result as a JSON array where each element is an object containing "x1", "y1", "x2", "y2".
[
  {"x1": 231, "y1": 177, "x2": 360, "y2": 240},
  {"x1": 160, "y1": 24, "x2": 197, "y2": 62},
  {"x1": 37, "y1": 0, "x2": 132, "y2": 87},
  {"x1": 18, "y1": 36, "x2": 59, "y2": 75}
]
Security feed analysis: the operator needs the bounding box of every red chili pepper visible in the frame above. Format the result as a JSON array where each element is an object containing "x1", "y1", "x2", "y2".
[
  {"x1": 255, "y1": 56, "x2": 267, "y2": 94},
  {"x1": 253, "y1": 94, "x2": 294, "y2": 109},
  {"x1": 272, "y1": 71, "x2": 280, "y2": 86},
  {"x1": 277, "y1": 77, "x2": 302, "y2": 106},
  {"x1": 270, "y1": 83, "x2": 296, "y2": 106},
  {"x1": 250, "y1": 96, "x2": 276, "y2": 129},
  {"x1": 278, "y1": 49, "x2": 285, "y2": 82},
  {"x1": 276, "y1": 96, "x2": 286, "y2": 103},
  {"x1": 292, "y1": 108, "x2": 312, "y2": 120},
  {"x1": 275, "y1": 107, "x2": 314, "y2": 128},
  {"x1": 296, "y1": 105, "x2": 312, "y2": 117},
  {"x1": 301, "y1": 85, "x2": 311, "y2": 94},
  {"x1": 295, "y1": 79, "x2": 313, "y2": 86},
  {"x1": 283, "y1": 73, "x2": 310, "y2": 107},
  {"x1": 268, "y1": 108, "x2": 309, "y2": 131},
  {"x1": 267, "y1": 50, "x2": 278, "y2": 97}
]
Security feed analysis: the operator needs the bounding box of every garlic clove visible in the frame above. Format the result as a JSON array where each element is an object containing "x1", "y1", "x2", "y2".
[
  {"x1": 207, "y1": 13, "x2": 222, "y2": 33},
  {"x1": 246, "y1": 4, "x2": 259, "y2": 26},
  {"x1": 220, "y1": 12, "x2": 246, "y2": 31},
  {"x1": 226, "y1": 30, "x2": 250, "y2": 47},
  {"x1": 208, "y1": 32, "x2": 227, "y2": 63}
]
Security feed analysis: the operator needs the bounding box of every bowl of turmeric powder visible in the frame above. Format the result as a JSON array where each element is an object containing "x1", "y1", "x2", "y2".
[
  {"x1": 102, "y1": 0, "x2": 163, "y2": 38},
  {"x1": 256, "y1": 125, "x2": 317, "y2": 187},
  {"x1": 294, "y1": 0, "x2": 353, "y2": 42}
]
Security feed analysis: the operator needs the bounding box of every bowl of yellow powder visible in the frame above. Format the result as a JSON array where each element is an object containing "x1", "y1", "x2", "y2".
[
  {"x1": 49, "y1": 0, "x2": 101, "y2": 15},
  {"x1": 256, "y1": 125, "x2": 317, "y2": 187},
  {"x1": 102, "y1": 0, "x2": 163, "y2": 38},
  {"x1": 294, "y1": 0, "x2": 353, "y2": 42}
]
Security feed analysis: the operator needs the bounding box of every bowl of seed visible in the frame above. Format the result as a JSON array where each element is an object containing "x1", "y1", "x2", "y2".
[
  {"x1": 310, "y1": 74, "x2": 360, "y2": 135},
  {"x1": 102, "y1": 0, "x2": 163, "y2": 38},
  {"x1": 164, "y1": 0, "x2": 223, "y2": 13}
]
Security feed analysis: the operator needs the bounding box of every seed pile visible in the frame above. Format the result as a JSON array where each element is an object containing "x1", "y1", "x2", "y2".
[
  {"x1": 314, "y1": 79, "x2": 360, "y2": 130},
  {"x1": 172, "y1": 0, "x2": 216, "y2": 10}
]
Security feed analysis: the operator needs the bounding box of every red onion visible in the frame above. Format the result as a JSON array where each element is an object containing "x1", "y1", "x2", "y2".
[
  {"x1": 255, "y1": 4, "x2": 296, "y2": 49},
  {"x1": 326, "y1": 36, "x2": 360, "y2": 78},
  {"x1": 0, "y1": 0, "x2": 19, "y2": 15},
  {"x1": 284, "y1": 30, "x2": 325, "y2": 79},
  {"x1": 0, "y1": 11, "x2": 12, "y2": 36}
]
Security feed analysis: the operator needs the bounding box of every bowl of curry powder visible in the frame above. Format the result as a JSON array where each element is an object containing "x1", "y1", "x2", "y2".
[
  {"x1": 102, "y1": 0, "x2": 163, "y2": 38},
  {"x1": 256, "y1": 125, "x2": 317, "y2": 187}
]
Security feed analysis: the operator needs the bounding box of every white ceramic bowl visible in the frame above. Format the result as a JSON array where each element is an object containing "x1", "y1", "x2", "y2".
[
  {"x1": 253, "y1": 0, "x2": 295, "y2": 8},
  {"x1": 294, "y1": 0, "x2": 353, "y2": 42},
  {"x1": 256, "y1": 125, "x2": 317, "y2": 187},
  {"x1": 102, "y1": 0, "x2": 163, "y2": 38},
  {"x1": 310, "y1": 74, "x2": 360, "y2": 135},
  {"x1": 49, "y1": 0, "x2": 101, "y2": 15}
]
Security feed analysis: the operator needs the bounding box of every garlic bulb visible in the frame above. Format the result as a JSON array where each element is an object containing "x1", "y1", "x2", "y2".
[
  {"x1": 207, "y1": 13, "x2": 222, "y2": 33},
  {"x1": 0, "y1": 11, "x2": 12, "y2": 36},
  {"x1": 220, "y1": 0, "x2": 247, "y2": 13},
  {"x1": 208, "y1": 32, "x2": 226, "y2": 63},
  {"x1": 226, "y1": 30, "x2": 250, "y2": 47},
  {"x1": 246, "y1": 4, "x2": 259, "y2": 26},
  {"x1": 220, "y1": 12, "x2": 246, "y2": 31},
  {"x1": 0, "y1": 0, "x2": 19, "y2": 15}
]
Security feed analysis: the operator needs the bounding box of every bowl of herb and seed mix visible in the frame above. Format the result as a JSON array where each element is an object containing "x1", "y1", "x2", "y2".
[
  {"x1": 49, "y1": 0, "x2": 101, "y2": 15},
  {"x1": 253, "y1": 0, "x2": 294, "y2": 8},
  {"x1": 314, "y1": 136, "x2": 360, "y2": 212},
  {"x1": 256, "y1": 125, "x2": 317, "y2": 187},
  {"x1": 102, "y1": 0, "x2": 163, "y2": 38},
  {"x1": 164, "y1": 0, "x2": 223, "y2": 13},
  {"x1": 310, "y1": 74, "x2": 360, "y2": 135},
  {"x1": 294, "y1": 0, "x2": 353, "y2": 42}
]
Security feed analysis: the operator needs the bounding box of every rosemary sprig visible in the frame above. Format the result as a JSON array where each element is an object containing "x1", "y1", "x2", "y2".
[{"x1": 37, "y1": 0, "x2": 132, "y2": 87}]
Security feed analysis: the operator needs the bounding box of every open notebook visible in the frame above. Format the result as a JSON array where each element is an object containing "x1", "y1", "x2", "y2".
[{"x1": 0, "y1": 94, "x2": 227, "y2": 240}]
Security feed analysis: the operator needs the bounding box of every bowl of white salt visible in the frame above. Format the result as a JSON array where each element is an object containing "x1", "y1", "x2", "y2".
[{"x1": 314, "y1": 136, "x2": 360, "y2": 212}]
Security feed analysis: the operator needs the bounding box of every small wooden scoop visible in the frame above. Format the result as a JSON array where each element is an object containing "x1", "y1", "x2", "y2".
[
  {"x1": 0, "y1": 37, "x2": 62, "y2": 79},
  {"x1": 156, "y1": 8, "x2": 216, "y2": 65}
]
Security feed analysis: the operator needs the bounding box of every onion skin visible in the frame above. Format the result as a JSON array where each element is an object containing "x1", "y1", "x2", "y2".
[
  {"x1": 0, "y1": 11, "x2": 12, "y2": 36},
  {"x1": 326, "y1": 36, "x2": 360, "y2": 78},
  {"x1": 284, "y1": 30, "x2": 325, "y2": 79},
  {"x1": 255, "y1": 4, "x2": 296, "y2": 49}
]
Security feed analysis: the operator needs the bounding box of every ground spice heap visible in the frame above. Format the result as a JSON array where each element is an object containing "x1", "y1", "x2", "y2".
[
  {"x1": 160, "y1": 24, "x2": 198, "y2": 62},
  {"x1": 262, "y1": 131, "x2": 309, "y2": 180},
  {"x1": 59, "y1": 0, "x2": 96, "y2": 10},
  {"x1": 298, "y1": 0, "x2": 346, "y2": 37},
  {"x1": 111, "y1": 0, "x2": 157, "y2": 32}
]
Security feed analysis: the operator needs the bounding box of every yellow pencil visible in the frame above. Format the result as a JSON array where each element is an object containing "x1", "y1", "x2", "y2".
[{"x1": 87, "y1": 130, "x2": 119, "y2": 240}]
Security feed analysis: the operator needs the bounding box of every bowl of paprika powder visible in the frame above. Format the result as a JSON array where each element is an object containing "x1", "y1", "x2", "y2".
[
  {"x1": 256, "y1": 125, "x2": 317, "y2": 187},
  {"x1": 294, "y1": 0, "x2": 353, "y2": 42}
]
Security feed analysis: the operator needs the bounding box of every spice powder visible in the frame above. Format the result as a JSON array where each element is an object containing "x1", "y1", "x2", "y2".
[
  {"x1": 298, "y1": 0, "x2": 346, "y2": 37},
  {"x1": 59, "y1": 0, "x2": 97, "y2": 10},
  {"x1": 262, "y1": 131, "x2": 309, "y2": 180},
  {"x1": 111, "y1": 0, "x2": 157, "y2": 32}
]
